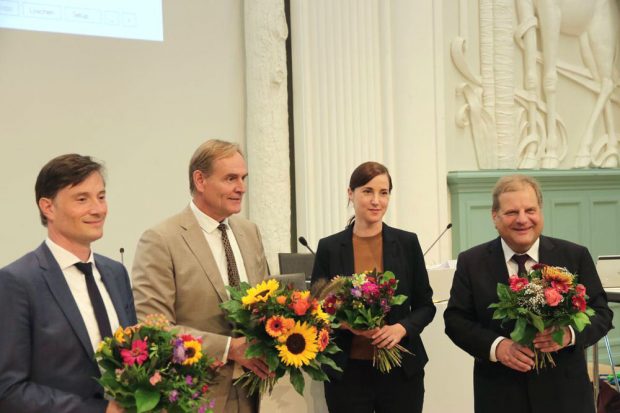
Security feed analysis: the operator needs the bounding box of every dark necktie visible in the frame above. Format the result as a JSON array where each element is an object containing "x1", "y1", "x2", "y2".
[
  {"x1": 74, "y1": 262, "x2": 113, "y2": 339},
  {"x1": 512, "y1": 254, "x2": 529, "y2": 277},
  {"x1": 217, "y1": 223, "x2": 241, "y2": 287}
]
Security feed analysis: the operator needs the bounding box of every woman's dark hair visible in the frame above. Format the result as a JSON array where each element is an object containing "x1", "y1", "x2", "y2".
[{"x1": 347, "y1": 161, "x2": 393, "y2": 226}]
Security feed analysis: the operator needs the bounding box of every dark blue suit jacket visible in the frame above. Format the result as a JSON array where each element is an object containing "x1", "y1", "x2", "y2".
[
  {"x1": 311, "y1": 223, "x2": 436, "y2": 380},
  {"x1": 444, "y1": 236, "x2": 613, "y2": 413},
  {"x1": 0, "y1": 243, "x2": 137, "y2": 413}
]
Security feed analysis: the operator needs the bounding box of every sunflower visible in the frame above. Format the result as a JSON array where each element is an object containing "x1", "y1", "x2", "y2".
[
  {"x1": 242, "y1": 279, "x2": 280, "y2": 306},
  {"x1": 265, "y1": 316, "x2": 294, "y2": 338},
  {"x1": 276, "y1": 321, "x2": 318, "y2": 367},
  {"x1": 317, "y1": 328, "x2": 330, "y2": 352},
  {"x1": 182, "y1": 340, "x2": 203, "y2": 365}
]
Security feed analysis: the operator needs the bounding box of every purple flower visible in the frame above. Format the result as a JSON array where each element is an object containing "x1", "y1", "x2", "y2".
[
  {"x1": 198, "y1": 406, "x2": 207, "y2": 413},
  {"x1": 168, "y1": 390, "x2": 179, "y2": 403},
  {"x1": 172, "y1": 339, "x2": 187, "y2": 364},
  {"x1": 350, "y1": 288, "x2": 362, "y2": 298},
  {"x1": 209, "y1": 399, "x2": 216, "y2": 408},
  {"x1": 192, "y1": 391, "x2": 200, "y2": 399},
  {"x1": 186, "y1": 375, "x2": 194, "y2": 385}
]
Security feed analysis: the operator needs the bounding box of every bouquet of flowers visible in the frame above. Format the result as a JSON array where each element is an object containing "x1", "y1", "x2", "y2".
[
  {"x1": 95, "y1": 314, "x2": 221, "y2": 413},
  {"x1": 320, "y1": 270, "x2": 410, "y2": 373},
  {"x1": 220, "y1": 279, "x2": 341, "y2": 396},
  {"x1": 489, "y1": 264, "x2": 595, "y2": 370}
]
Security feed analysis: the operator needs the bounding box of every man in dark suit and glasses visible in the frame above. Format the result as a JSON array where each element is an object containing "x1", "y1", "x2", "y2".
[
  {"x1": 0, "y1": 154, "x2": 137, "y2": 413},
  {"x1": 444, "y1": 174, "x2": 612, "y2": 413}
]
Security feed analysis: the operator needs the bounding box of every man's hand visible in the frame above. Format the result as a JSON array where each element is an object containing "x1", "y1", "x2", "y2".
[
  {"x1": 106, "y1": 401, "x2": 125, "y2": 413},
  {"x1": 496, "y1": 339, "x2": 535, "y2": 372},
  {"x1": 228, "y1": 337, "x2": 273, "y2": 379},
  {"x1": 533, "y1": 326, "x2": 571, "y2": 352},
  {"x1": 371, "y1": 324, "x2": 407, "y2": 349}
]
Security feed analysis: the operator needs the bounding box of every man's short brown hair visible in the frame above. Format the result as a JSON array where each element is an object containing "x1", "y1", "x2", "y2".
[{"x1": 35, "y1": 154, "x2": 104, "y2": 226}]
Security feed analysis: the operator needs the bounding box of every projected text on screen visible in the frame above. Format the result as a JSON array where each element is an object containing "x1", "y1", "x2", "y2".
[{"x1": 0, "y1": 0, "x2": 163, "y2": 41}]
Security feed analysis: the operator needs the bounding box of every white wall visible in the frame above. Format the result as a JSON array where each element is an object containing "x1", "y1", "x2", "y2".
[{"x1": 0, "y1": 0, "x2": 246, "y2": 270}]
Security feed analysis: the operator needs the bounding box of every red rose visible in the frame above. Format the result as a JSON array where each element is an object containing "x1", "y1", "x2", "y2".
[
  {"x1": 544, "y1": 288, "x2": 563, "y2": 307},
  {"x1": 572, "y1": 295, "x2": 586, "y2": 312}
]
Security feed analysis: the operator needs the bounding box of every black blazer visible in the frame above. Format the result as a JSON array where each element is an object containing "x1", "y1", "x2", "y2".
[
  {"x1": 311, "y1": 223, "x2": 436, "y2": 380},
  {"x1": 444, "y1": 235, "x2": 613, "y2": 412},
  {"x1": 0, "y1": 243, "x2": 138, "y2": 413}
]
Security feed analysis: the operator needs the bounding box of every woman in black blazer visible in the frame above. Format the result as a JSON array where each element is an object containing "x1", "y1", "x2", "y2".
[{"x1": 311, "y1": 161, "x2": 435, "y2": 413}]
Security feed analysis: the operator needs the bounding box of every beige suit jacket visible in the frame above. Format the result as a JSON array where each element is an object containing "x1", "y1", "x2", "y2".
[{"x1": 131, "y1": 206, "x2": 269, "y2": 412}]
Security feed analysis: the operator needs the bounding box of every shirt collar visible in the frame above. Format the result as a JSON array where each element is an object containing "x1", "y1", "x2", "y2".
[
  {"x1": 190, "y1": 200, "x2": 229, "y2": 233},
  {"x1": 45, "y1": 238, "x2": 95, "y2": 271},
  {"x1": 500, "y1": 237, "x2": 540, "y2": 264}
]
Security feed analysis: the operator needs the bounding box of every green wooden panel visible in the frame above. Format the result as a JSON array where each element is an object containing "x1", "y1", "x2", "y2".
[
  {"x1": 591, "y1": 199, "x2": 620, "y2": 257},
  {"x1": 546, "y1": 198, "x2": 585, "y2": 244},
  {"x1": 447, "y1": 170, "x2": 620, "y2": 259}
]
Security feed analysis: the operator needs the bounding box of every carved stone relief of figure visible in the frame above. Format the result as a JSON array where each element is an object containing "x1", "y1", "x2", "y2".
[{"x1": 452, "y1": 0, "x2": 620, "y2": 170}]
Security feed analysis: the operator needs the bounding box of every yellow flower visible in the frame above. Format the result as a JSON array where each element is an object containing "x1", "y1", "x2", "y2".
[
  {"x1": 276, "y1": 321, "x2": 318, "y2": 367},
  {"x1": 242, "y1": 279, "x2": 280, "y2": 306},
  {"x1": 114, "y1": 327, "x2": 126, "y2": 344},
  {"x1": 312, "y1": 304, "x2": 330, "y2": 324},
  {"x1": 542, "y1": 266, "x2": 573, "y2": 286},
  {"x1": 182, "y1": 340, "x2": 203, "y2": 366}
]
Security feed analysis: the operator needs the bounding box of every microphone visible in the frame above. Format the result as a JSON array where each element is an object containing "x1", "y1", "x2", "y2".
[
  {"x1": 423, "y1": 223, "x2": 452, "y2": 256},
  {"x1": 298, "y1": 236, "x2": 316, "y2": 255},
  {"x1": 119, "y1": 247, "x2": 125, "y2": 265}
]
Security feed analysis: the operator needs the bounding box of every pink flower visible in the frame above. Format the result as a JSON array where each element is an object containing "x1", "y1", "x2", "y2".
[
  {"x1": 575, "y1": 284, "x2": 586, "y2": 297},
  {"x1": 149, "y1": 371, "x2": 162, "y2": 386},
  {"x1": 120, "y1": 339, "x2": 148, "y2": 366},
  {"x1": 551, "y1": 280, "x2": 569, "y2": 294},
  {"x1": 544, "y1": 288, "x2": 563, "y2": 307},
  {"x1": 361, "y1": 282, "x2": 380, "y2": 298},
  {"x1": 572, "y1": 295, "x2": 586, "y2": 312},
  {"x1": 509, "y1": 276, "x2": 529, "y2": 292}
]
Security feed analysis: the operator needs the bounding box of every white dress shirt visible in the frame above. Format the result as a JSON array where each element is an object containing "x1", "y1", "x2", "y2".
[{"x1": 45, "y1": 238, "x2": 120, "y2": 352}]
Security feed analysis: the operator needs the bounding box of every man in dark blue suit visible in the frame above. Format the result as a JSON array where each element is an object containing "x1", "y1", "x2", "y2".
[
  {"x1": 444, "y1": 174, "x2": 613, "y2": 413},
  {"x1": 0, "y1": 154, "x2": 137, "y2": 413}
]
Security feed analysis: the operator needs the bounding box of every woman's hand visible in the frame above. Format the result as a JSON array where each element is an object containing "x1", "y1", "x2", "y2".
[{"x1": 371, "y1": 324, "x2": 407, "y2": 349}]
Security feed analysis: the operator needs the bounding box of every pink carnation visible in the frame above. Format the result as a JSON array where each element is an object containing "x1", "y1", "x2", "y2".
[
  {"x1": 544, "y1": 288, "x2": 563, "y2": 307},
  {"x1": 551, "y1": 280, "x2": 569, "y2": 294},
  {"x1": 509, "y1": 276, "x2": 529, "y2": 292},
  {"x1": 575, "y1": 284, "x2": 586, "y2": 297}
]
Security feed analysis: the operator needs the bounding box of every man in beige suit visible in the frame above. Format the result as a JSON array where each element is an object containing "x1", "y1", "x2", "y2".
[{"x1": 132, "y1": 139, "x2": 271, "y2": 413}]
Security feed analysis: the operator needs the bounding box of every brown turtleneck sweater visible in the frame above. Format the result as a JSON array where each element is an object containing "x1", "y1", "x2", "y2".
[{"x1": 349, "y1": 231, "x2": 383, "y2": 360}]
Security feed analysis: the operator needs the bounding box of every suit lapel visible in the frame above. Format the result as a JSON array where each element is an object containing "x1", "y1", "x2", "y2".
[
  {"x1": 382, "y1": 224, "x2": 400, "y2": 275},
  {"x1": 486, "y1": 237, "x2": 510, "y2": 284},
  {"x1": 95, "y1": 258, "x2": 128, "y2": 328},
  {"x1": 538, "y1": 236, "x2": 558, "y2": 266},
  {"x1": 229, "y1": 219, "x2": 261, "y2": 286},
  {"x1": 37, "y1": 244, "x2": 94, "y2": 359},
  {"x1": 179, "y1": 207, "x2": 230, "y2": 303}
]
